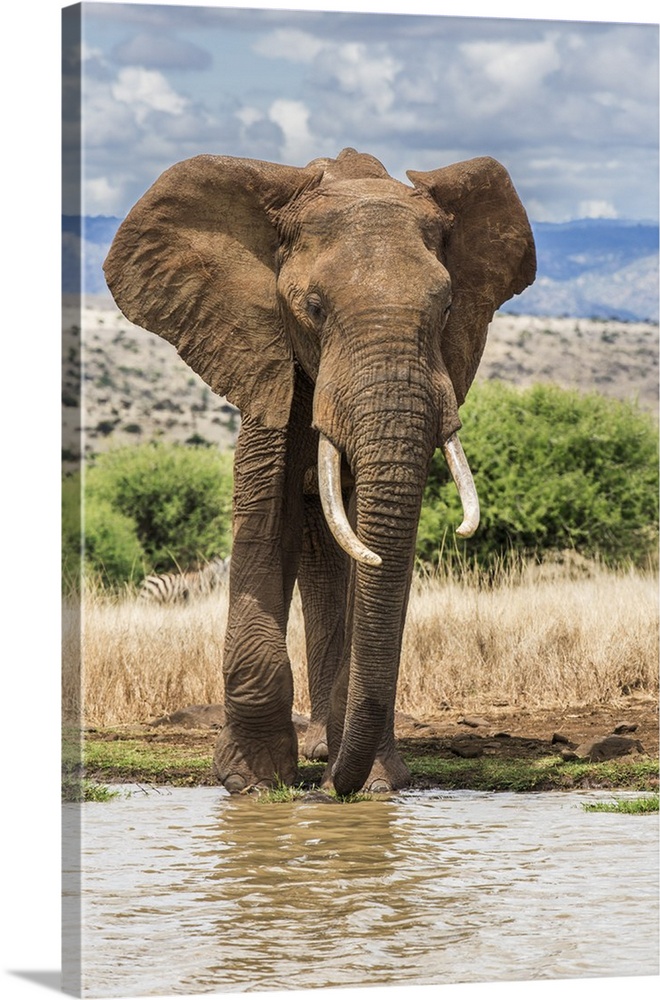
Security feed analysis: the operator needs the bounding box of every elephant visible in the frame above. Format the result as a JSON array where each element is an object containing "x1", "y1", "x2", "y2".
[{"x1": 103, "y1": 147, "x2": 536, "y2": 795}]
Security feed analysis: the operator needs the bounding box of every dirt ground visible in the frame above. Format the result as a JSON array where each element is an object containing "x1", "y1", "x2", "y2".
[
  {"x1": 129, "y1": 694, "x2": 658, "y2": 774},
  {"x1": 393, "y1": 694, "x2": 659, "y2": 759}
]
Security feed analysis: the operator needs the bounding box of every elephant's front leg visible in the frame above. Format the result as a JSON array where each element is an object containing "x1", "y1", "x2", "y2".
[
  {"x1": 213, "y1": 416, "x2": 303, "y2": 793},
  {"x1": 322, "y1": 498, "x2": 413, "y2": 794},
  {"x1": 297, "y1": 492, "x2": 349, "y2": 761},
  {"x1": 325, "y1": 659, "x2": 411, "y2": 793}
]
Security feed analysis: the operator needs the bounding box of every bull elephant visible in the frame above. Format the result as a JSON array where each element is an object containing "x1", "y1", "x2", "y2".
[{"x1": 104, "y1": 147, "x2": 535, "y2": 795}]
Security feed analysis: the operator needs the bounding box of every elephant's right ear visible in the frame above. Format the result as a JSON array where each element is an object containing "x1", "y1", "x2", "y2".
[
  {"x1": 103, "y1": 155, "x2": 320, "y2": 428},
  {"x1": 407, "y1": 157, "x2": 536, "y2": 407}
]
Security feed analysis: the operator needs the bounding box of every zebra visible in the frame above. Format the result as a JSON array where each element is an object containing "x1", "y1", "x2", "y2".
[{"x1": 138, "y1": 556, "x2": 231, "y2": 604}]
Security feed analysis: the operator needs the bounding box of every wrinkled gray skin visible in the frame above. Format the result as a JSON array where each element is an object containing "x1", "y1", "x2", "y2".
[{"x1": 104, "y1": 148, "x2": 536, "y2": 795}]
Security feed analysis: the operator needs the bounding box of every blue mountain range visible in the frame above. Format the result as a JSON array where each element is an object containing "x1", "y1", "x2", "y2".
[{"x1": 63, "y1": 215, "x2": 659, "y2": 323}]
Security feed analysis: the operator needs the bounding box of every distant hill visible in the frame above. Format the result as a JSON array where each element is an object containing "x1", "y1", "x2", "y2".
[
  {"x1": 506, "y1": 219, "x2": 659, "y2": 323},
  {"x1": 62, "y1": 215, "x2": 659, "y2": 323},
  {"x1": 61, "y1": 299, "x2": 657, "y2": 471}
]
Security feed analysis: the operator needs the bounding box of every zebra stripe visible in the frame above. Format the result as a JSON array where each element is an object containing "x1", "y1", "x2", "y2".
[{"x1": 139, "y1": 556, "x2": 230, "y2": 604}]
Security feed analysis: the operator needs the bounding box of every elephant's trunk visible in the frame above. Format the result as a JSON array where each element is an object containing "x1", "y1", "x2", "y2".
[
  {"x1": 329, "y1": 435, "x2": 429, "y2": 795},
  {"x1": 313, "y1": 330, "x2": 479, "y2": 795},
  {"x1": 318, "y1": 431, "x2": 479, "y2": 560}
]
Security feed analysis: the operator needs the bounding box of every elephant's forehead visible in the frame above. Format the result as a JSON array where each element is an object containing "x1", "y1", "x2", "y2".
[
  {"x1": 322, "y1": 176, "x2": 409, "y2": 197},
  {"x1": 302, "y1": 179, "x2": 442, "y2": 233}
]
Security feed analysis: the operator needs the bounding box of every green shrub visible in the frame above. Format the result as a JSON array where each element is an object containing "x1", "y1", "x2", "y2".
[
  {"x1": 82, "y1": 499, "x2": 146, "y2": 586},
  {"x1": 62, "y1": 474, "x2": 147, "y2": 590},
  {"x1": 62, "y1": 473, "x2": 82, "y2": 589},
  {"x1": 84, "y1": 442, "x2": 234, "y2": 575},
  {"x1": 419, "y1": 382, "x2": 659, "y2": 568}
]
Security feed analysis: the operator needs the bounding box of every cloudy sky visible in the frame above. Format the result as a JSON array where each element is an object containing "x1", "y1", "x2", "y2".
[{"x1": 65, "y1": 1, "x2": 659, "y2": 224}]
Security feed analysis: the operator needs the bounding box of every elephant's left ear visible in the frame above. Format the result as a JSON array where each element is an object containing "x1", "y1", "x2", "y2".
[
  {"x1": 407, "y1": 157, "x2": 536, "y2": 405},
  {"x1": 104, "y1": 155, "x2": 321, "y2": 428}
]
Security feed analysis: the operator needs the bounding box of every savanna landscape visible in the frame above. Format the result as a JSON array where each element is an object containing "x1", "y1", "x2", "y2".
[{"x1": 63, "y1": 298, "x2": 659, "y2": 801}]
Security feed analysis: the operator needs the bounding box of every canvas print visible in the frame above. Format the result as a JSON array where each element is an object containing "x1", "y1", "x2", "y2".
[{"x1": 62, "y1": 2, "x2": 659, "y2": 998}]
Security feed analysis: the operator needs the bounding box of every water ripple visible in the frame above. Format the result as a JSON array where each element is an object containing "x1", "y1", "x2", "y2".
[{"x1": 68, "y1": 787, "x2": 659, "y2": 996}]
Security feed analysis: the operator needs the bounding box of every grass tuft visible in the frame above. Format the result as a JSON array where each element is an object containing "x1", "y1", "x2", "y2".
[
  {"x1": 254, "y1": 781, "x2": 374, "y2": 804},
  {"x1": 62, "y1": 778, "x2": 122, "y2": 802},
  {"x1": 582, "y1": 794, "x2": 659, "y2": 814}
]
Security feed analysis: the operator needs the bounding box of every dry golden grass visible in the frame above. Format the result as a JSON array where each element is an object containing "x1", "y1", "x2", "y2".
[
  {"x1": 63, "y1": 595, "x2": 228, "y2": 727},
  {"x1": 399, "y1": 565, "x2": 658, "y2": 715},
  {"x1": 63, "y1": 563, "x2": 658, "y2": 728}
]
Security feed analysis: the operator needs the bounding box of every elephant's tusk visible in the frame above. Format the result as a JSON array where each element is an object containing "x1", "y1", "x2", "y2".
[
  {"x1": 442, "y1": 432, "x2": 480, "y2": 538},
  {"x1": 317, "y1": 435, "x2": 382, "y2": 567}
]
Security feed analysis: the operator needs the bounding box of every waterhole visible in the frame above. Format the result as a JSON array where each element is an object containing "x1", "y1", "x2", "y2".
[{"x1": 64, "y1": 787, "x2": 658, "y2": 997}]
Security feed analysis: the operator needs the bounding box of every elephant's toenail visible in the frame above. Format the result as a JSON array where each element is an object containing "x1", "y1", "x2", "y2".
[
  {"x1": 224, "y1": 773, "x2": 247, "y2": 794},
  {"x1": 367, "y1": 779, "x2": 392, "y2": 794}
]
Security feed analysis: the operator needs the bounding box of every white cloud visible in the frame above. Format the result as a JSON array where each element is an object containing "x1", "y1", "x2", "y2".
[
  {"x1": 453, "y1": 37, "x2": 562, "y2": 118},
  {"x1": 578, "y1": 199, "x2": 618, "y2": 219},
  {"x1": 268, "y1": 99, "x2": 316, "y2": 163},
  {"x1": 563, "y1": 26, "x2": 658, "y2": 99},
  {"x1": 83, "y1": 77, "x2": 139, "y2": 149},
  {"x1": 462, "y1": 37, "x2": 561, "y2": 90},
  {"x1": 253, "y1": 29, "x2": 325, "y2": 64},
  {"x1": 524, "y1": 199, "x2": 567, "y2": 224},
  {"x1": 254, "y1": 30, "x2": 402, "y2": 117},
  {"x1": 236, "y1": 106, "x2": 263, "y2": 128},
  {"x1": 329, "y1": 42, "x2": 401, "y2": 114},
  {"x1": 111, "y1": 67, "x2": 189, "y2": 124},
  {"x1": 84, "y1": 176, "x2": 124, "y2": 216},
  {"x1": 81, "y1": 42, "x2": 104, "y2": 63},
  {"x1": 75, "y1": 9, "x2": 658, "y2": 223}
]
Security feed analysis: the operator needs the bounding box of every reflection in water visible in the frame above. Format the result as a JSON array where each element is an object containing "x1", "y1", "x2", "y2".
[{"x1": 69, "y1": 788, "x2": 659, "y2": 997}]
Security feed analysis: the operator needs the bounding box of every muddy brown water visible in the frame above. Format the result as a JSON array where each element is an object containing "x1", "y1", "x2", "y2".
[{"x1": 64, "y1": 787, "x2": 658, "y2": 997}]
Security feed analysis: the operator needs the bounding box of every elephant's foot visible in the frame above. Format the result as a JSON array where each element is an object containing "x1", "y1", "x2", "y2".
[
  {"x1": 321, "y1": 748, "x2": 411, "y2": 794},
  {"x1": 302, "y1": 720, "x2": 329, "y2": 761},
  {"x1": 213, "y1": 722, "x2": 298, "y2": 793},
  {"x1": 362, "y1": 750, "x2": 411, "y2": 793}
]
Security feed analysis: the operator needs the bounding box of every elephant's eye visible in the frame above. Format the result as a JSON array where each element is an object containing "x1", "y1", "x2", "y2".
[{"x1": 305, "y1": 294, "x2": 326, "y2": 326}]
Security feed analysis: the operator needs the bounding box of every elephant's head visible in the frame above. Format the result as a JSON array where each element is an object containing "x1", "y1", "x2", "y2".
[{"x1": 104, "y1": 147, "x2": 535, "y2": 793}]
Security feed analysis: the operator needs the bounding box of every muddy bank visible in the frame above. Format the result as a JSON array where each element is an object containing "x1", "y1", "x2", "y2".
[{"x1": 72, "y1": 696, "x2": 658, "y2": 794}]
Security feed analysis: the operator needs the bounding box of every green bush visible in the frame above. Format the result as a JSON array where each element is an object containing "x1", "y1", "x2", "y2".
[
  {"x1": 63, "y1": 442, "x2": 234, "y2": 589},
  {"x1": 418, "y1": 382, "x2": 659, "y2": 568},
  {"x1": 83, "y1": 498, "x2": 147, "y2": 586},
  {"x1": 62, "y1": 473, "x2": 82, "y2": 589},
  {"x1": 64, "y1": 385, "x2": 658, "y2": 587},
  {"x1": 63, "y1": 473, "x2": 147, "y2": 589},
  {"x1": 85, "y1": 442, "x2": 234, "y2": 574}
]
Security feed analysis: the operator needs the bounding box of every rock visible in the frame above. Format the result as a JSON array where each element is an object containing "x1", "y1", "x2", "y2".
[
  {"x1": 552, "y1": 732, "x2": 577, "y2": 747},
  {"x1": 394, "y1": 711, "x2": 438, "y2": 738},
  {"x1": 300, "y1": 789, "x2": 337, "y2": 803},
  {"x1": 149, "y1": 705, "x2": 311, "y2": 736},
  {"x1": 573, "y1": 735, "x2": 645, "y2": 762},
  {"x1": 395, "y1": 710, "x2": 418, "y2": 724},
  {"x1": 450, "y1": 737, "x2": 484, "y2": 758},
  {"x1": 458, "y1": 716, "x2": 489, "y2": 729},
  {"x1": 612, "y1": 723, "x2": 638, "y2": 734},
  {"x1": 150, "y1": 704, "x2": 226, "y2": 728}
]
